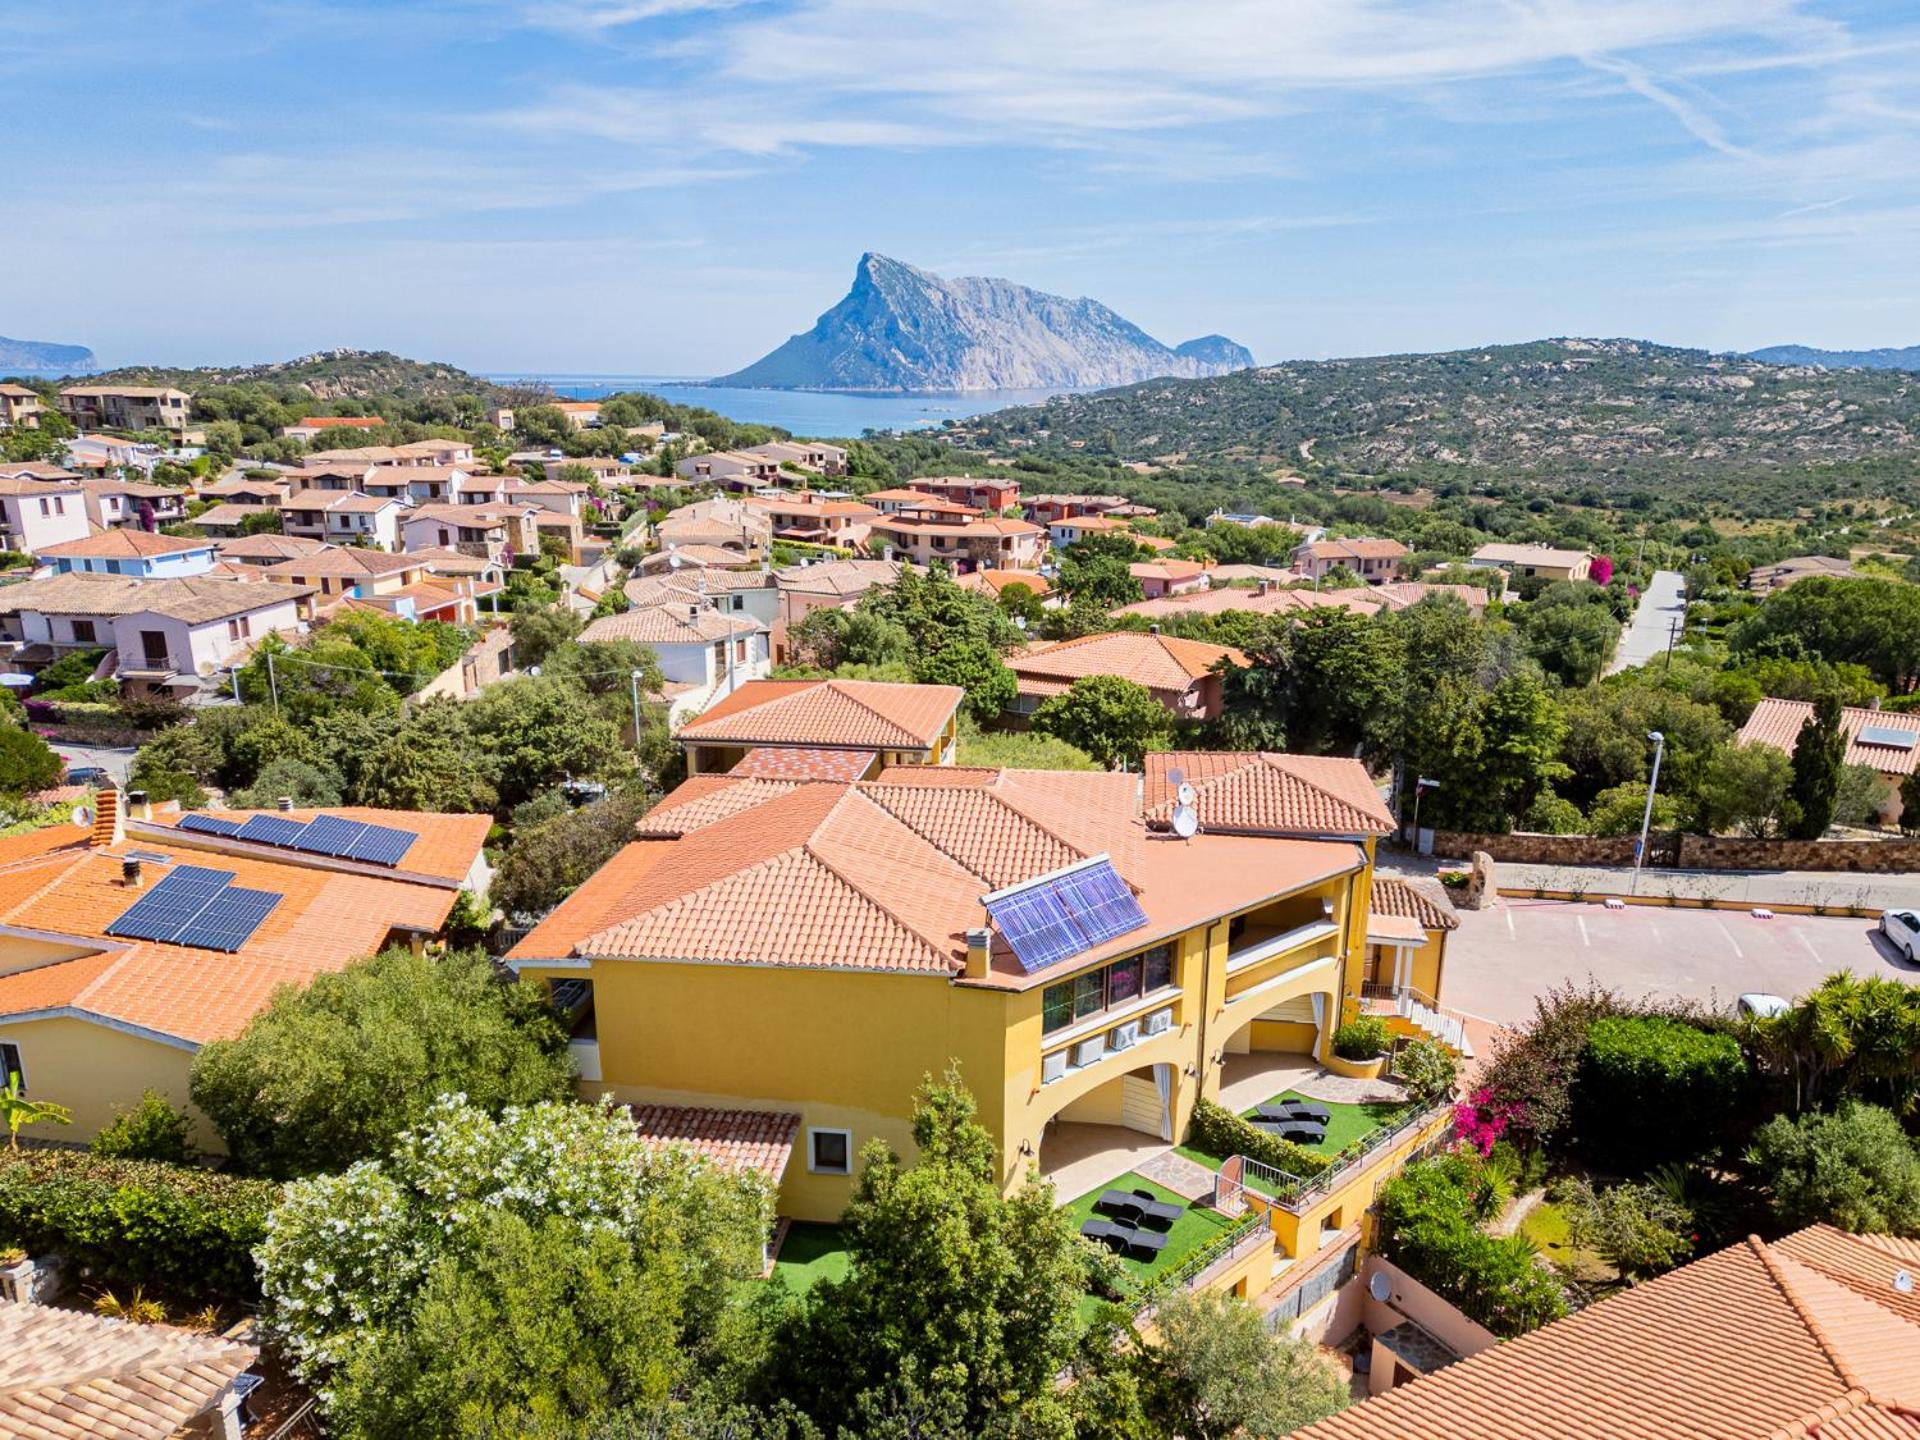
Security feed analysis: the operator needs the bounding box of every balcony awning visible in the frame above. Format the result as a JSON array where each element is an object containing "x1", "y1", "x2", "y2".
[{"x1": 626, "y1": 1104, "x2": 800, "y2": 1186}]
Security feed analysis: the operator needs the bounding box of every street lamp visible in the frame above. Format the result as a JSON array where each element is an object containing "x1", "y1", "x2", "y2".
[
  {"x1": 1410, "y1": 777, "x2": 1439, "y2": 853},
  {"x1": 1630, "y1": 731, "x2": 1666, "y2": 895}
]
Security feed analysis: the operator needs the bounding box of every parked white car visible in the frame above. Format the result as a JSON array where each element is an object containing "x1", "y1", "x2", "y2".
[
  {"x1": 1880, "y1": 909, "x2": 1920, "y2": 962},
  {"x1": 1735, "y1": 993, "x2": 1791, "y2": 1021}
]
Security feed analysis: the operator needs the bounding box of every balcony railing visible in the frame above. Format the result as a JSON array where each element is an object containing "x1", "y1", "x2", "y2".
[
  {"x1": 1225, "y1": 917, "x2": 1340, "y2": 976},
  {"x1": 1226, "y1": 1094, "x2": 1456, "y2": 1217}
]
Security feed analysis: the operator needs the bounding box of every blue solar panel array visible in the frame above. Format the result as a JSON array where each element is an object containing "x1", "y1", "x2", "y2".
[
  {"x1": 984, "y1": 858, "x2": 1149, "y2": 975},
  {"x1": 172, "y1": 812, "x2": 418, "y2": 869},
  {"x1": 104, "y1": 865, "x2": 281, "y2": 952}
]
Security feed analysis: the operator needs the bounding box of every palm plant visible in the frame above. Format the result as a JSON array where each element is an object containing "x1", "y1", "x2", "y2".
[{"x1": 0, "y1": 1071, "x2": 71, "y2": 1151}]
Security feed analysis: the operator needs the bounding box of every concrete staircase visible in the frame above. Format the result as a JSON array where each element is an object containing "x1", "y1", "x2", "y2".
[{"x1": 1394, "y1": 992, "x2": 1472, "y2": 1058}]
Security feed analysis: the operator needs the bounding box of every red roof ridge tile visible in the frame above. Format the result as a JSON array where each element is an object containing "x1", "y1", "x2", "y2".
[{"x1": 1752, "y1": 1234, "x2": 1869, "y2": 1397}]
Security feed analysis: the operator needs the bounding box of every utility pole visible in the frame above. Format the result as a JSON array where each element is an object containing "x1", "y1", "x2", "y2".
[
  {"x1": 1631, "y1": 730, "x2": 1666, "y2": 895},
  {"x1": 1409, "y1": 778, "x2": 1439, "y2": 854},
  {"x1": 629, "y1": 669, "x2": 643, "y2": 751},
  {"x1": 265, "y1": 651, "x2": 279, "y2": 713},
  {"x1": 1663, "y1": 615, "x2": 1681, "y2": 671}
]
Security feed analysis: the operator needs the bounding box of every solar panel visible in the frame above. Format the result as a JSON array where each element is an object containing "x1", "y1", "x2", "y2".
[
  {"x1": 175, "y1": 886, "x2": 281, "y2": 952},
  {"x1": 235, "y1": 814, "x2": 308, "y2": 847},
  {"x1": 343, "y1": 824, "x2": 416, "y2": 867},
  {"x1": 176, "y1": 814, "x2": 243, "y2": 837},
  {"x1": 1857, "y1": 725, "x2": 1917, "y2": 750},
  {"x1": 984, "y1": 857, "x2": 1149, "y2": 975},
  {"x1": 294, "y1": 814, "x2": 370, "y2": 858},
  {"x1": 104, "y1": 865, "x2": 235, "y2": 943}
]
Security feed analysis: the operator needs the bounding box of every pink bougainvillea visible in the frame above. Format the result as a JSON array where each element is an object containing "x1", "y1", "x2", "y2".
[
  {"x1": 1453, "y1": 1085, "x2": 1523, "y2": 1156},
  {"x1": 1590, "y1": 554, "x2": 1614, "y2": 586}
]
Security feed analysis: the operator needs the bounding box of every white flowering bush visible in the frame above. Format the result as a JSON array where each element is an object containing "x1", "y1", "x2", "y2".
[{"x1": 258, "y1": 1094, "x2": 772, "y2": 1395}]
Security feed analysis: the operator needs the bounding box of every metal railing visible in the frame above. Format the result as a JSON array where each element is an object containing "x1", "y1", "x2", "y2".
[{"x1": 1129, "y1": 1209, "x2": 1268, "y2": 1308}]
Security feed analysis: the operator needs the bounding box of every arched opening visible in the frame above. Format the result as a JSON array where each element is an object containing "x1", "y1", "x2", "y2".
[
  {"x1": 1035, "y1": 1060, "x2": 1179, "y2": 1200},
  {"x1": 1215, "y1": 992, "x2": 1330, "y2": 1114}
]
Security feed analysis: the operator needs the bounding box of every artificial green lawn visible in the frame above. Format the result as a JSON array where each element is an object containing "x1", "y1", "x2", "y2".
[
  {"x1": 1062, "y1": 1172, "x2": 1234, "y2": 1286},
  {"x1": 1173, "y1": 1090, "x2": 1405, "y2": 1192},
  {"x1": 771, "y1": 1222, "x2": 851, "y2": 1293}
]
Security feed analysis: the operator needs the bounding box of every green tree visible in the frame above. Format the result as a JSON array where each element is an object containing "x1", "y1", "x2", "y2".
[
  {"x1": 1586, "y1": 781, "x2": 1678, "y2": 837},
  {"x1": 259, "y1": 1096, "x2": 772, "y2": 1439},
  {"x1": 1903, "y1": 771, "x2": 1920, "y2": 836},
  {"x1": 859, "y1": 567, "x2": 1018, "y2": 656},
  {"x1": 0, "y1": 1069, "x2": 71, "y2": 1150},
  {"x1": 1055, "y1": 534, "x2": 1145, "y2": 610},
  {"x1": 1135, "y1": 1289, "x2": 1348, "y2": 1440},
  {"x1": 510, "y1": 604, "x2": 584, "y2": 669},
  {"x1": 494, "y1": 788, "x2": 658, "y2": 920},
  {"x1": 0, "y1": 728, "x2": 62, "y2": 797},
  {"x1": 1786, "y1": 691, "x2": 1848, "y2": 839},
  {"x1": 953, "y1": 720, "x2": 1098, "y2": 771},
  {"x1": 1746, "y1": 1103, "x2": 1920, "y2": 1235},
  {"x1": 231, "y1": 756, "x2": 344, "y2": 809},
  {"x1": 189, "y1": 947, "x2": 573, "y2": 1178},
  {"x1": 1556, "y1": 1178, "x2": 1693, "y2": 1282},
  {"x1": 1833, "y1": 764, "x2": 1891, "y2": 828},
  {"x1": 1519, "y1": 583, "x2": 1622, "y2": 687},
  {"x1": 468, "y1": 676, "x2": 623, "y2": 807},
  {"x1": 1031, "y1": 675, "x2": 1172, "y2": 769},
  {"x1": 771, "y1": 1071, "x2": 1086, "y2": 1436},
  {"x1": 912, "y1": 641, "x2": 1016, "y2": 724},
  {"x1": 1690, "y1": 742, "x2": 1800, "y2": 838}
]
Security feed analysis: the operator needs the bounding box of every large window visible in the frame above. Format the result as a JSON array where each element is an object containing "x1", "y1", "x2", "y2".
[
  {"x1": 1041, "y1": 943, "x2": 1175, "y2": 1036},
  {"x1": 808, "y1": 1127, "x2": 852, "y2": 1175},
  {"x1": 0, "y1": 1041, "x2": 22, "y2": 1090}
]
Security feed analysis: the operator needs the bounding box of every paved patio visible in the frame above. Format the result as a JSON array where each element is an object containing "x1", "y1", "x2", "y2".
[
  {"x1": 1217, "y1": 1052, "x2": 1406, "y2": 1112},
  {"x1": 1038, "y1": 1122, "x2": 1171, "y2": 1200}
]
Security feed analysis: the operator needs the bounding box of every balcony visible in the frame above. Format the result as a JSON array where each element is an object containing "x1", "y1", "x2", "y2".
[
  {"x1": 1039, "y1": 992, "x2": 1179, "y2": 1086},
  {"x1": 1225, "y1": 917, "x2": 1341, "y2": 977}
]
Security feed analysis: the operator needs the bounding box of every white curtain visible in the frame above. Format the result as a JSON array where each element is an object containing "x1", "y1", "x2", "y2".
[{"x1": 1154, "y1": 1063, "x2": 1173, "y2": 1141}]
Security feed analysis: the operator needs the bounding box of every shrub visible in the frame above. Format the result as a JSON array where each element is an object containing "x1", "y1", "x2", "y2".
[
  {"x1": 1746, "y1": 1103, "x2": 1920, "y2": 1235},
  {"x1": 1188, "y1": 1098, "x2": 1333, "y2": 1178},
  {"x1": 1520, "y1": 792, "x2": 1585, "y2": 835},
  {"x1": 1332, "y1": 1016, "x2": 1390, "y2": 1061},
  {"x1": 1575, "y1": 1015, "x2": 1746, "y2": 1171},
  {"x1": 1374, "y1": 1152, "x2": 1567, "y2": 1337},
  {"x1": 1395, "y1": 1039, "x2": 1458, "y2": 1102},
  {"x1": 0, "y1": 1150, "x2": 274, "y2": 1301},
  {"x1": 90, "y1": 1091, "x2": 195, "y2": 1165},
  {"x1": 1555, "y1": 1177, "x2": 1694, "y2": 1281}
]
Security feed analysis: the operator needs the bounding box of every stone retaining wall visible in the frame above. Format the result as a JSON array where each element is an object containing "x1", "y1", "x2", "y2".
[{"x1": 1432, "y1": 829, "x2": 1920, "y2": 873}]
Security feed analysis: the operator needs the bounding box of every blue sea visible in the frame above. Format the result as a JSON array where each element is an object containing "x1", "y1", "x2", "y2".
[{"x1": 481, "y1": 374, "x2": 1072, "y2": 439}]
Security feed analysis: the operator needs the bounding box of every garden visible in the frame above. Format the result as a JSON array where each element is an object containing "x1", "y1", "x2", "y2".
[{"x1": 1373, "y1": 973, "x2": 1920, "y2": 1338}]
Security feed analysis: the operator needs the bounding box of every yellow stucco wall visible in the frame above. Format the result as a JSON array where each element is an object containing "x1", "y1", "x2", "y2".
[{"x1": 0, "y1": 1016, "x2": 220, "y2": 1152}]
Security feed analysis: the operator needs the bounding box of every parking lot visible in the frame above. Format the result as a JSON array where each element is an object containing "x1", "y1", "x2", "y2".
[{"x1": 1444, "y1": 898, "x2": 1916, "y2": 1026}]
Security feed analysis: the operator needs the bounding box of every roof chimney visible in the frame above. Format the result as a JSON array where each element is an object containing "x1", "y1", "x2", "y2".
[
  {"x1": 964, "y1": 926, "x2": 994, "y2": 981},
  {"x1": 277, "y1": 795, "x2": 294, "y2": 812},
  {"x1": 91, "y1": 787, "x2": 124, "y2": 849},
  {"x1": 126, "y1": 789, "x2": 151, "y2": 821},
  {"x1": 1869, "y1": 695, "x2": 1883, "y2": 711},
  {"x1": 1148, "y1": 623, "x2": 1161, "y2": 636},
  {"x1": 122, "y1": 856, "x2": 144, "y2": 890}
]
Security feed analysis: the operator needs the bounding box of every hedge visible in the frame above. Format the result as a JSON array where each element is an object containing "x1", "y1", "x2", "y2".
[
  {"x1": 0, "y1": 1150, "x2": 276, "y2": 1302},
  {"x1": 1574, "y1": 1015, "x2": 1745, "y2": 1171},
  {"x1": 1189, "y1": 1098, "x2": 1333, "y2": 1178}
]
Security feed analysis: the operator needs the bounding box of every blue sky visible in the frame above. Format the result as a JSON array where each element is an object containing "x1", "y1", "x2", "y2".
[{"x1": 7, "y1": 0, "x2": 1920, "y2": 374}]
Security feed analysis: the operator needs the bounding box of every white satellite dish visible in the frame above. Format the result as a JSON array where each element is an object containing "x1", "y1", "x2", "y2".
[
  {"x1": 668, "y1": 553, "x2": 683, "y2": 569},
  {"x1": 1897, "y1": 1270, "x2": 1915, "y2": 1295},
  {"x1": 1368, "y1": 1270, "x2": 1392, "y2": 1303},
  {"x1": 1171, "y1": 805, "x2": 1199, "y2": 839},
  {"x1": 1176, "y1": 781, "x2": 1197, "y2": 807},
  {"x1": 73, "y1": 807, "x2": 93, "y2": 829}
]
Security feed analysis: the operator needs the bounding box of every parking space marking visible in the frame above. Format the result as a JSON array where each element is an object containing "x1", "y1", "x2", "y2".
[
  {"x1": 1795, "y1": 928, "x2": 1821, "y2": 960},
  {"x1": 1576, "y1": 914, "x2": 1591, "y2": 948},
  {"x1": 1505, "y1": 908, "x2": 1515, "y2": 940},
  {"x1": 1713, "y1": 919, "x2": 1743, "y2": 958}
]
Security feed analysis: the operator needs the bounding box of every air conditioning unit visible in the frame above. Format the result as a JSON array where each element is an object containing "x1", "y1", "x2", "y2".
[
  {"x1": 1143, "y1": 1007, "x2": 1174, "y2": 1037},
  {"x1": 1109, "y1": 1020, "x2": 1141, "y2": 1052},
  {"x1": 1041, "y1": 1049, "x2": 1068, "y2": 1086},
  {"x1": 1070, "y1": 1036, "x2": 1106, "y2": 1069}
]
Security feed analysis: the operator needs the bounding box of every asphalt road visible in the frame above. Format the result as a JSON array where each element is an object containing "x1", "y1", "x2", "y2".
[
  {"x1": 47, "y1": 741, "x2": 138, "y2": 786},
  {"x1": 1444, "y1": 898, "x2": 1914, "y2": 1026},
  {"x1": 1608, "y1": 568, "x2": 1687, "y2": 674}
]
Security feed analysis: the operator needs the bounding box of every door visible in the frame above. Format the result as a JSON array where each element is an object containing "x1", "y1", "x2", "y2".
[
  {"x1": 1120, "y1": 1071, "x2": 1166, "y2": 1138},
  {"x1": 139, "y1": 630, "x2": 170, "y2": 667}
]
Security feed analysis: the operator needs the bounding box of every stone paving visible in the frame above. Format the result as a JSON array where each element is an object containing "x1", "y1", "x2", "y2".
[{"x1": 1134, "y1": 1148, "x2": 1220, "y2": 1201}]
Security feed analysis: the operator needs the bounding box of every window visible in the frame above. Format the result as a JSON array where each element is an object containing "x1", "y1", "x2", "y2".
[
  {"x1": 0, "y1": 1042, "x2": 21, "y2": 1090},
  {"x1": 808, "y1": 1127, "x2": 852, "y2": 1175},
  {"x1": 734, "y1": 637, "x2": 747, "y2": 662},
  {"x1": 36, "y1": 498, "x2": 49, "y2": 517},
  {"x1": 71, "y1": 619, "x2": 96, "y2": 643},
  {"x1": 1042, "y1": 943, "x2": 1175, "y2": 1035}
]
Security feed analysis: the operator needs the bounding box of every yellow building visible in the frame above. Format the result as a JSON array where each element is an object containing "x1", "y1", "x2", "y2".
[
  {"x1": 0, "y1": 793, "x2": 489, "y2": 1150},
  {"x1": 675, "y1": 678, "x2": 963, "y2": 781},
  {"x1": 509, "y1": 747, "x2": 1465, "y2": 1305}
]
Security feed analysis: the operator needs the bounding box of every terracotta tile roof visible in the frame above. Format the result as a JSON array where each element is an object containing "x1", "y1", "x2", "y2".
[
  {"x1": 1293, "y1": 1227, "x2": 1920, "y2": 1440},
  {"x1": 868, "y1": 514, "x2": 1041, "y2": 538},
  {"x1": 1472, "y1": 542, "x2": 1593, "y2": 568},
  {"x1": 0, "y1": 1302, "x2": 255, "y2": 1440},
  {"x1": 1130, "y1": 559, "x2": 1206, "y2": 583},
  {"x1": 627, "y1": 1104, "x2": 800, "y2": 1183},
  {"x1": 295, "y1": 415, "x2": 383, "y2": 428},
  {"x1": 214, "y1": 533, "x2": 329, "y2": 560},
  {"x1": 581, "y1": 603, "x2": 762, "y2": 645},
  {"x1": 0, "y1": 573, "x2": 313, "y2": 624},
  {"x1": 1365, "y1": 911, "x2": 1427, "y2": 945},
  {"x1": 142, "y1": 805, "x2": 489, "y2": 886},
  {"x1": 956, "y1": 568, "x2": 1052, "y2": 598},
  {"x1": 514, "y1": 767, "x2": 1363, "y2": 988},
  {"x1": 0, "y1": 833, "x2": 466, "y2": 1044},
  {"x1": 405, "y1": 546, "x2": 498, "y2": 575},
  {"x1": 260, "y1": 547, "x2": 418, "y2": 579},
  {"x1": 1009, "y1": 632, "x2": 1246, "y2": 695},
  {"x1": 1371, "y1": 874, "x2": 1460, "y2": 931},
  {"x1": 191, "y1": 503, "x2": 279, "y2": 528},
  {"x1": 678, "y1": 679, "x2": 961, "y2": 752},
  {"x1": 623, "y1": 570, "x2": 771, "y2": 610},
  {"x1": 774, "y1": 558, "x2": 907, "y2": 595},
  {"x1": 1300, "y1": 537, "x2": 1411, "y2": 562},
  {"x1": 1143, "y1": 751, "x2": 1394, "y2": 836},
  {"x1": 1739, "y1": 700, "x2": 1920, "y2": 778},
  {"x1": 653, "y1": 543, "x2": 762, "y2": 568},
  {"x1": 742, "y1": 494, "x2": 877, "y2": 518},
  {"x1": 0, "y1": 475, "x2": 84, "y2": 497},
  {"x1": 1113, "y1": 585, "x2": 1371, "y2": 621},
  {"x1": 733, "y1": 747, "x2": 878, "y2": 781}
]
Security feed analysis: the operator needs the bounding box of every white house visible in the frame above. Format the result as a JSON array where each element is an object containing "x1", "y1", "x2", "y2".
[
  {"x1": 578, "y1": 600, "x2": 769, "y2": 721},
  {"x1": 279, "y1": 490, "x2": 405, "y2": 551},
  {"x1": 0, "y1": 474, "x2": 92, "y2": 557},
  {"x1": 0, "y1": 573, "x2": 316, "y2": 698}
]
